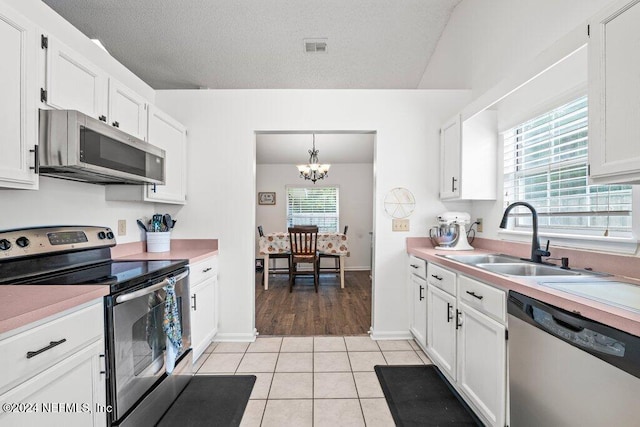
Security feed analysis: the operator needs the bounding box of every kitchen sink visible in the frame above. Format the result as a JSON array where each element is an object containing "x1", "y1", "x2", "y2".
[
  {"x1": 475, "y1": 262, "x2": 581, "y2": 277},
  {"x1": 440, "y1": 254, "x2": 520, "y2": 264}
]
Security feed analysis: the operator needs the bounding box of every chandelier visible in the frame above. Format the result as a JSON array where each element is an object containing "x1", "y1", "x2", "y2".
[{"x1": 296, "y1": 134, "x2": 330, "y2": 184}]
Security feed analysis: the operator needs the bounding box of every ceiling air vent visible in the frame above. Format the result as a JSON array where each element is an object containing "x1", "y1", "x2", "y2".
[{"x1": 304, "y1": 38, "x2": 328, "y2": 53}]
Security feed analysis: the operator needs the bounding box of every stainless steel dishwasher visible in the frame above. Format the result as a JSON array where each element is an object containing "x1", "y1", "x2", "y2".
[{"x1": 508, "y1": 291, "x2": 640, "y2": 427}]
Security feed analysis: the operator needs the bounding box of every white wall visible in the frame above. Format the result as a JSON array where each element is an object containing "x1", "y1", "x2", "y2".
[
  {"x1": 256, "y1": 163, "x2": 374, "y2": 270},
  {"x1": 419, "y1": 0, "x2": 611, "y2": 97},
  {"x1": 155, "y1": 89, "x2": 471, "y2": 340},
  {"x1": 0, "y1": 177, "x2": 154, "y2": 243}
]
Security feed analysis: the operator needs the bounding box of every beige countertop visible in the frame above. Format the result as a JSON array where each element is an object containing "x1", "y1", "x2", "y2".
[
  {"x1": 0, "y1": 285, "x2": 109, "y2": 336},
  {"x1": 0, "y1": 239, "x2": 218, "y2": 337},
  {"x1": 408, "y1": 243, "x2": 640, "y2": 337}
]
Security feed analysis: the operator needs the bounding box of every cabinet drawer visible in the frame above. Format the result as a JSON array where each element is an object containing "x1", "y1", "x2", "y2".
[
  {"x1": 189, "y1": 256, "x2": 218, "y2": 286},
  {"x1": 408, "y1": 255, "x2": 427, "y2": 279},
  {"x1": 0, "y1": 301, "x2": 103, "y2": 395},
  {"x1": 458, "y1": 275, "x2": 505, "y2": 322},
  {"x1": 427, "y1": 264, "x2": 456, "y2": 296}
]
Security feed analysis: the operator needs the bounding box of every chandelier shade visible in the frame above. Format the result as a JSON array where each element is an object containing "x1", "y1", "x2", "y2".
[{"x1": 297, "y1": 134, "x2": 330, "y2": 183}]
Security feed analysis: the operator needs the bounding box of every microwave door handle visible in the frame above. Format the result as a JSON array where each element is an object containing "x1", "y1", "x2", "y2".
[{"x1": 115, "y1": 270, "x2": 189, "y2": 304}]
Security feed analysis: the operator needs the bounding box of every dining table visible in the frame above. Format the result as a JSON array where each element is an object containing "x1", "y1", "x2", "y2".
[{"x1": 258, "y1": 232, "x2": 349, "y2": 290}]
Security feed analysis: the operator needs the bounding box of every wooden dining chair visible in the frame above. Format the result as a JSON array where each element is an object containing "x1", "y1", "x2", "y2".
[
  {"x1": 319, "y1": 225, "x2": 348, "y2": 274},
  {"x1": 258, "y1": 225, "x2": 290, "y2": 285},
  {"x1": 288, "y1": 226, "x2": 319, "y2": 293}
]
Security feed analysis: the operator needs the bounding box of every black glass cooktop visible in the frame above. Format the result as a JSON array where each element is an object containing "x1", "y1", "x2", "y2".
[{"x1": 11, "y1": 259, "x2": 188, "y2": 294}]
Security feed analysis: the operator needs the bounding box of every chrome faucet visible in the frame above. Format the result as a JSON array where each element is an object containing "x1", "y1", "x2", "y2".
[{"x1": 499, "y1": 201, "x2": 550, "y2": 263}]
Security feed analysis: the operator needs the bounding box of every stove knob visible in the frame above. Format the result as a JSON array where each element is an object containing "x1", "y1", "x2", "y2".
[
  {"x1": 16, "y1": 236, "x2": 29, "y2": 248},
  {"x1": 98, "y1": 231, "x2": 106, "y2": 240},
  {"x1": 106, "y1": 231, "x2": 115, "y2": 240},
  {"x1": 0, "y1": 239, "x2": 11, "y2": 251}
]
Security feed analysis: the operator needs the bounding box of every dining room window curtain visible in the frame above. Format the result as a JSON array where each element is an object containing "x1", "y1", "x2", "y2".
[
  {"x1": 286, "y1": 186, "x2": 339, "y2": 232},
  {"x1": 503, "y1": 95, "x2": 632, "y2": 236}
]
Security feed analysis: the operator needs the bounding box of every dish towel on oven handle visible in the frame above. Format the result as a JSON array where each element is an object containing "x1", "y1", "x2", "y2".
[{"x1": 163, "y1": 277, "x2": 182, "y2": 374}]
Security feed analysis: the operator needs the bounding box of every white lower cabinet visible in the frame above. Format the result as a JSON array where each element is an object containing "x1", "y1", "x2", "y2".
[
  {"x1": 457, "y1": 301, "x2": 506, "y2": 427},
  {"x1": 0, "y1": 300, "x2": 106, "y2": 427},
  {"x1": 408, "y1": 255, "x2": 427, "y2": 349},
  {"x1": 425, "y1": 264, "x2": 507, "y2": 427},
  {"x1": 189, "y1": 256, "x2": 219, "y2": 362},
  {"x1": 427, "y1": 285, "x2": 457, "y2": 380}
]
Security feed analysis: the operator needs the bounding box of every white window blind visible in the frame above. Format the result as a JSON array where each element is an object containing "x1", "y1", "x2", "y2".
[
  {"x1": 503, "y1": 95, "x2": 632, "y2": 235},
  {"x1": 286, "y1": 186, "x2": 339, "y2": 232}
]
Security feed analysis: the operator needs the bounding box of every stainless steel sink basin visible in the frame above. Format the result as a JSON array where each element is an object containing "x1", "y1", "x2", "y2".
[
  {"x1": 440, "y1": 254, "x2": 520, "y2": 264},
  {"x1": 475, "y1": 263, "x2": 581, "y2": 277}
]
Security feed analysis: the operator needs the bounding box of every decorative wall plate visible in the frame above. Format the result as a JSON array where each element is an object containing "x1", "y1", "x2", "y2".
[{"x1": 384, "y1": 187, "x2": 415, "y2": 218}]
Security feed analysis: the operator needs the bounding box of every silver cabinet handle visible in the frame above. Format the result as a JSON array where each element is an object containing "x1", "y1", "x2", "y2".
[
  {"x1": 116, "y1": 270, "x2": 189, "y2": 303},
  {"x1": 447, "y1": 303, "x2": 453, "y2": 322},
  {"x1": 191, "y1": 293, "x2": 197, "y2": 310}
]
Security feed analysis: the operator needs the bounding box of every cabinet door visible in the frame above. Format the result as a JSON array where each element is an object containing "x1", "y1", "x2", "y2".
[
  {"x1": 146, "y1": 105, "x2": 187, "y2": 204},
  {"x1": 457, "y1": 302, "x2": 506, "y2": 427},
  {"x1": 440, "y1": 115, "x2": 461, "y2": 199},
  {"x1": 0, "y1": 340, "x2": 106, "y2": 427},
  {"x1": 410, "y1": 274, "x2": 427, "y2": 349},
  {"x1": 108, "y1": 79, "x2": 148, "y2": 141},
  {"x1": 190, "y1": 277, "x2": 216, "y2": 362},
  {"x1": 0, "y1": 4, "x2": 38, "y2": 189},
  {"x1": 427, "y1": 285, "x2": 457, "y2": 380},
  {"x1": 45, "y1": 36, "x2": 107, "y2": 120},
  {"x1": 589, "y1": 0, "x2": 640, "y2": 183}
]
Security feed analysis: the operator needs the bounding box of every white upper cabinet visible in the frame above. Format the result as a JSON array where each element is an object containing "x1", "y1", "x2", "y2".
[
  {"x1": 0, "y1": 3, "x2": 38, "y2": 189},
  {"x1": 43, "y1": 35, "x2": 108, "y2": 121},
  {"x1": 106, "y1": 105, "x2": 187, "y2": 204},
  {"x1": 588, "y1": 0, "x2": 640, "y2": 184},
  {"x1": 439, "y1": 110, "x2": 497, "y2": 200},
  {"x1": 440, "y1": 115, "x2": 461, "y2": 199},
  {"x1": 108, "y1": 78, "x2": 148, "y2": 141},
  {"x1": 146, "y1": 105, "x2": 187, "y2": 204}
]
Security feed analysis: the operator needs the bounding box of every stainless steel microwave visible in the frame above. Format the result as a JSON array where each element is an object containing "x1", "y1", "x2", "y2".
[{"x1": 38, "y1": 109, "x2": 165, "y2": 185}]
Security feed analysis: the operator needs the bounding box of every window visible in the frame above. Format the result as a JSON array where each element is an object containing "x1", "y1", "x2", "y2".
[
  {"x1": 503, "y1": 95, "x2": 632, "y2": 236},
  {"x1": 286, "y1": 186, "x2": 339, "y2": 232}
]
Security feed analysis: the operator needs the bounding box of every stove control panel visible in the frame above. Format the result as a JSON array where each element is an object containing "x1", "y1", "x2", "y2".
[{"x1": 0, "y1": 226, "x2": 116, "y2": 260}]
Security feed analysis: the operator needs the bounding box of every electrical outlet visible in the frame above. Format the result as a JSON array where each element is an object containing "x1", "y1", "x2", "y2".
[
  {"x1": 392, "y1": 218, "x2": 410, "y2": 232},
  {"x1": 117, "y1": 219, "x2": 126, "y2": 236},
  {"x1": 476, "y1": 218, "x2": 483, "y2": 233}
]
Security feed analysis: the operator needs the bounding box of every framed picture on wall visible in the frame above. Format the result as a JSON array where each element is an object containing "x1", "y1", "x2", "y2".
[{"x1": 258, "y1": 192, "x2": 276, "y2": 205}]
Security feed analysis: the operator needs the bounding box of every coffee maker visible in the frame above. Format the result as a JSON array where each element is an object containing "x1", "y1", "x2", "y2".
[{"x1": 429, "y1": 212, "x2": 474, "y2": 251}]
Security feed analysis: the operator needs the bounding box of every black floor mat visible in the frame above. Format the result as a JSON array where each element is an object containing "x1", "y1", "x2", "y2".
[
  {"x1": 374, "y1": 365, "x2": 483, "y2": 426},
  {"x1": 157, "y1": 375, "x2": 256, "y2": 427}
]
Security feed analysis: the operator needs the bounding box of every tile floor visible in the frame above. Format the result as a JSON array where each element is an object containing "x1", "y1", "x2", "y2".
[{"x1": 193, "y1": 336, "x2": 432, "y2": 427}]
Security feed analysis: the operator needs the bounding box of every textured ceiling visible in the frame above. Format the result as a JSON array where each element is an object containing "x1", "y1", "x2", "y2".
[{"x1": 42, "y1": 0, "x2": 461, "y2": 89}]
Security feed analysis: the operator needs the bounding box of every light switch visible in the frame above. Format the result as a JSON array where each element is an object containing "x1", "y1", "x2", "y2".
[
  {"x1": 392, "y1": 218, "x2": 410, "y2": 232},
  {"x1": 117, "y1": 219, "x2": 126, "y2": 236}
]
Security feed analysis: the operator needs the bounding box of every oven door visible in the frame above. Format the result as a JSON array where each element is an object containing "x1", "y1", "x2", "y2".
[{"x1": 108, "y1": 268, "x2": 190, "y2": 423}]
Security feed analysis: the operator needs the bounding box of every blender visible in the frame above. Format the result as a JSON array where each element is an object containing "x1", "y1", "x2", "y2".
[{"x1": 429, "y1": 212, "x2": 474, "y2": 250}]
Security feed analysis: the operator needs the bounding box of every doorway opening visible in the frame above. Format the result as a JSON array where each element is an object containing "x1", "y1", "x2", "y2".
[{"x1": 254, "y1": 131, "x2": 376, "y2": 335}]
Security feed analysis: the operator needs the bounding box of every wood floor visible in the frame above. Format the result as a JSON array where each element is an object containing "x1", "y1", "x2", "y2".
[{"x1": 255, "y1": 270, "x2": 372, "y2": 336}]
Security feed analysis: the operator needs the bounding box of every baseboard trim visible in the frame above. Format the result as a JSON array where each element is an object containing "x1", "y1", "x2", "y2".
[
  {"x1": 213, "y1": 329, "x2": 257, "y2": 342},
  {"x1": 370, "y1": 330, "x2": 413, "y2": 340}
]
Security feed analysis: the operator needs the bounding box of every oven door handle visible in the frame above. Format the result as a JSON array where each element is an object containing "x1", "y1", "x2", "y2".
[{"x1": 115, "y1": 270, "x2": 189, "y2": 304}]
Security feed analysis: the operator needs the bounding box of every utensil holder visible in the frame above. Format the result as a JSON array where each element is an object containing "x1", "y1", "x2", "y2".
[{"x1": 146, "y1": 231, "x2": 171, "y2": 252}]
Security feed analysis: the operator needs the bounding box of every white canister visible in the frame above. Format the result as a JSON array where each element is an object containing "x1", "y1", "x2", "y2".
[{"x1": 146, "y1": 231, "x2": 171, "y2": 252}]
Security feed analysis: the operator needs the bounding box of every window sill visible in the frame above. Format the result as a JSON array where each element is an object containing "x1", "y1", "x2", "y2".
[{"x1": 497, "y1": 229, "x2": 639, "y2": 255}]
